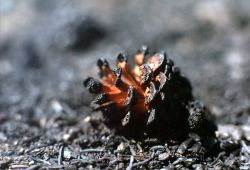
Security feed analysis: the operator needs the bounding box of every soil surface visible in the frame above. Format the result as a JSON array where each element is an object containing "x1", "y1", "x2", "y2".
[{"x1": 0, "y1": 0, "x2": 250, "y2": 169}]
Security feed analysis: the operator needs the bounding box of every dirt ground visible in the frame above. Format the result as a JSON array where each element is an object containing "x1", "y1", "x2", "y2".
[{"x1": 0, "y1": 0, "x2": 250, "y2": 169}]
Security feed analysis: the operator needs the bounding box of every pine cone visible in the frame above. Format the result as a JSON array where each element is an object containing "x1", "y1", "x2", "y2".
[{"x1": 84, "y1": 46, "x2": 210, "y2": 139}]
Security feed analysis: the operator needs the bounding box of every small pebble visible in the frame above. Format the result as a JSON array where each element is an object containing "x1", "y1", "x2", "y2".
[
  {"x1": 188, "y1": 133, "x2": 201, "y2": 142},
  {"x1": 216, "y1": 125, "x2": 243, "y2": 142},
  {"x1": 63, "y1": 134, "x2": 71, "y2": 141},
  {"x1": 177, "y1": 138, "x2": 193, "y2": 155},
  {"x1": 158, "y1": 152, "x2": 170, "y2": 161},
  {"x1": 117, "y1": 142, "x2": 127, "y2": 152},
  {"x1": 64, "y1": 149, "x2": 72, "y2": 159},
  {"x1": 84, "y1": 116, "x2": 91, "y2": 123},
  {"x1": 51, "y1": 100, "x2": 63, "y2": 113}
]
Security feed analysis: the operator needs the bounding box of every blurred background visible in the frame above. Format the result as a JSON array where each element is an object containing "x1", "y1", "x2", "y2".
[{"x1": 1, "y1": 0, "x2": 250, "y2": 123}]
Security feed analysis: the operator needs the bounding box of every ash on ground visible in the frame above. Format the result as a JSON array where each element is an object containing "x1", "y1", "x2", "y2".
[{"x1": 0, "y1": 0, "x2": 250, "y2": 169}]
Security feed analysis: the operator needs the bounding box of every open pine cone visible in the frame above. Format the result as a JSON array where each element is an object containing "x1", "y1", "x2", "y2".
[{"x1": 84, "y1": 46, "x2": 216, "y2": 139}]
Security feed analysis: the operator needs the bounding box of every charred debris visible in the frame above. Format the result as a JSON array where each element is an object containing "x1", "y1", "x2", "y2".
[{"x1": 84, "y1": 46, "x2": 216, "y2": 141}]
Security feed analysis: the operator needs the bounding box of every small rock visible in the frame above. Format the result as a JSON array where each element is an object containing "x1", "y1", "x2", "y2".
[
  {"x1": 216, "y1": 125, "x2": 243, "y2": 142},
  {"x1": 158, "y1": 152, "x2": 170, "y2": 161},
  {"x1": 84, "y1": 116, "x2": 91, "y2": 123},
  {"x1": 116, "y1": 142, "x2": 127, "y2": 152},
  {"x1": 28, "y1": 160, "x2": 35, "y2": 165},
  {"x1": 64, "y1": 149, "x2": 72, "y2": 159},
  {"x1": 188, "y1": 133, "x2": 201, "y2": 142},
  {"x1": 177, "y1": 138, "x2": 193, "y2": 155},
  {"x1": 39, "y1": 116, "x2": 47, "y2": 129},
  {"x1": 63, "y1": 133, "x2": 71, "y2": 141},
  {"x1": 51, "y1": 100, "x2": 63, "y2": 113}
]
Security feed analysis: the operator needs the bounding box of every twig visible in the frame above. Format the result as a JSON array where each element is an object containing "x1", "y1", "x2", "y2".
[
  {"x1": 80, "y1": 148, "x2": 104, "y2": 153},
  {"x1": 26, "y1": 164, "x2": 41, "y2": 170},
  {"x1": 136, "y1": 143, "x2": 143, "y2": 153},
  {"x1": 129, "y1": 145, "x2": 136, "y2": 156},
  {"x1": 109, "y1": 159, "x2": 119, "y2": 166},
  {"x1": 77, "y1": 157, "x2": 109, "y2": 164},
  {"x1": 10, "y1": 165, "x2": 29, "y2": 169},
  {"x1": 209, "y1": 152, "x2": 225, "y2": 166},
  {"x1": 150, "y1": 145, "x2": 165, "y2": 151},
  {"x1": 126, "y1": 155, "x2": 134, "y2": 170},
  {"x1": 58, "y1": 145, "x2": 65, "y2": 165},
  {"x1": 241, "y1": 141, "x2": 250, "y2": 155},
  {"x1": 30, "y1": 157, "x2": 51, "y2": 165}
]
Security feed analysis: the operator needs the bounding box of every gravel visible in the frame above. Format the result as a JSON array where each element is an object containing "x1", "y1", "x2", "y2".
[{"x1": 0, "y1": 0, "x2": 250, "y2": 169}]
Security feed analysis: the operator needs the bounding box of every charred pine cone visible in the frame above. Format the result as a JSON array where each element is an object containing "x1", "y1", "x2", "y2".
[{"x1": 84, "y1": 46, "x2": 216, "y2": 140}]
